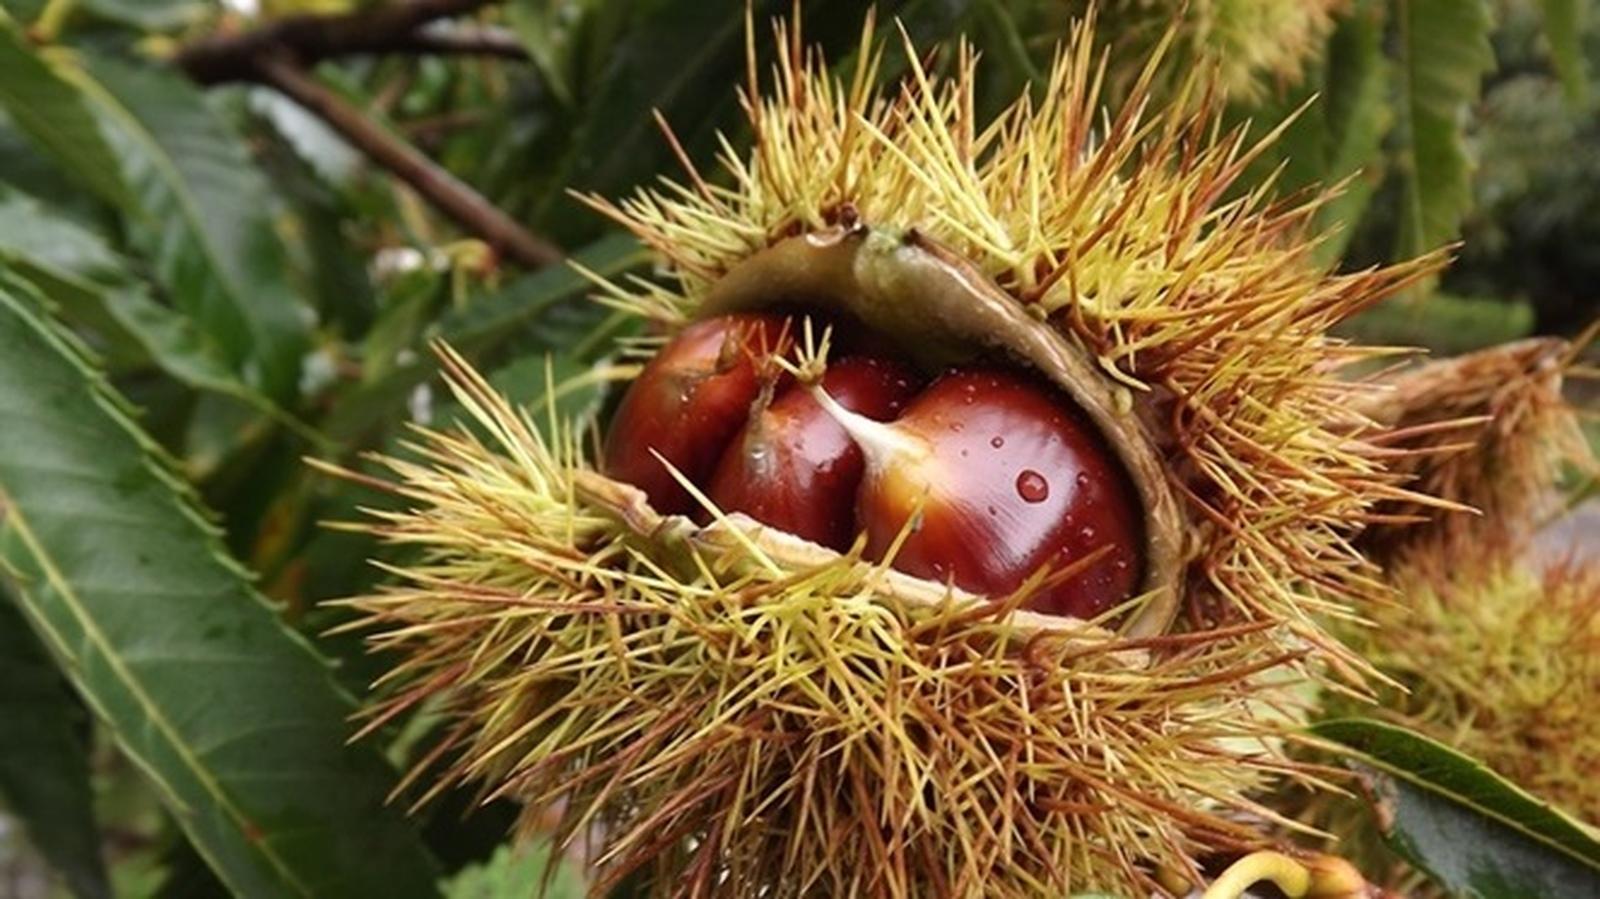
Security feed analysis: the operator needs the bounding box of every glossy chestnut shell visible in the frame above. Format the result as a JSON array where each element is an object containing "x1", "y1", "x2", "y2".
[{"x1": 594, "y1": 226, "x2": 1183, "y2": 637}]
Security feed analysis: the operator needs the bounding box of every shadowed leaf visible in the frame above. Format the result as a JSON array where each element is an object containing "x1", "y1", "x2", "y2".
[
  {"x1": 1393, "y1": 0, "x2": 1494, "y2": 258},
  {"x1": 69, "y1": 54, "x2": 311, "y2": 402},
  {"x1": 1313, "y1": 0, "x2": 1390, "y2": 265},
  {"x1": 1315, "y1": 719, "x2": 1600, "y2": 898},
  {"x1": 1538, "y1": 0, "x2": 1588, "y2": 105},
  {"x1": 0, "y1": 274, "x2": 439, "y2": 898},
  {"x1": 0, "y1": 589, "x2": 109, "y2": 899},
  {"x1": 441, "y1": 840, "x2": 585, "y2": 899},
  {"x1": 0, "y1": 14, "x2": 129, "y2": 209},
  {"x1": 0, "y1": 188, "x2": 322, "y2": 446},
  {"x1": 325, "y1": 231, "x2": 645, "y2": 443}
]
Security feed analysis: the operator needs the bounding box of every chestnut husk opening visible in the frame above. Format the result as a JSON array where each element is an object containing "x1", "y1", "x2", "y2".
[{"x1": 588, "y1": 224, "x2": 1185, "y2": 639}]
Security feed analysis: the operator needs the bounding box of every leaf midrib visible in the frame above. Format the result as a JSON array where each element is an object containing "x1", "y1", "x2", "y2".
[
  {"x1": 0, "y1": 23, "x2": 127, "y2": 207},
  {"x1": 1348, "y1": 741, "x2": 1600, "y2": 872},
  {"x1": 1394, "y1": 0, "x2": 1427, "y2": 258},
  {"x1": 63, "y1": 63, "x2": 268, "y2": 349},
  {"x1": 0, "y1": 493, "x2": 317, "y2": 898}
]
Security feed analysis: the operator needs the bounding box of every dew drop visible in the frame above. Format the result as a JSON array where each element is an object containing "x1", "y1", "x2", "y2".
[
  {"x1": 990, "y1": 436, "x2": 1005, "y2": 449},
  {"x1": 1016, "y1": 470, "x2": 1049, "y2": 503},
  {"x1": 1078, "y1": 525, "x2": 1097, "y2": 542},
  {"x1": 1075, "y1": 471, "x2": 1091, "y2": 488}
]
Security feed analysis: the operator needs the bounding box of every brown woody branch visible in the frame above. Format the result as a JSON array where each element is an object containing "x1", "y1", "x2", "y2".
[
  {"x1": 254, "y1": 54, "x2": 561, "y2": 269},
  {"x1": 379, "y1": 25, "x2": 528, "y2": 61},
  {"x1": 176, "y1": 0, "x2": 512, "y2": 85},
  {"x1": 175, "y1": 0, "x2": 559, "y2": 269}
]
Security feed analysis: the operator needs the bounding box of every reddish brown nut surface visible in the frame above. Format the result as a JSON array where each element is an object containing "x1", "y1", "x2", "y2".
[
  {"x1": 707, "y1": 355, "x2": 921, "y2": 550},
  {"x1": 602, "y1": 314, "x2": 1146, "y2": 620},
  {"x1": 831, "y1": 368, "x2": 1143, "y2": 620},
  {"x1": 601, "y1": 314, "x2": 793, "y2": 514}
]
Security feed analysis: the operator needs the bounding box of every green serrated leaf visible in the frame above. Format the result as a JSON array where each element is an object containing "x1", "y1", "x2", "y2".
[
  {"x1": 1538, "y1": 0, "x2": 1588, "y2": 105},
  {"x1": 0, "y1": 186, "x2": 138, "y2": 348},
  {"x1": 1394, "y1": 0, "x2": 1495, "y2": 258},
  {"x1": 0, "y1": 189, "x2": 324, "y2": 446},
  {"x1": 0, "y1": 274, "x2": 440, "y2": 898},
  {"x1": 1226, "y1": 0, "x2": 1388, "y2": 267},
  {"x1": 67, "y1": 54, "x2": 311, "y2": 403},
  {"x1": 1312, "y1": 0, "x2": 1390, "y2": 265},
  {"x1": 0, "y1": 588, "x2": 109, "y2": 899},
  {"x1": 1314, "y1": 718, "x2": 1600, "y2": 898},
  {"x1": 251, "y1": 91, "x2": 360, "y2": 186},
  {"x1": 0, "y1": 15, "x2": 129, "y2": 210},
  {"x1": 440, "y1": 231, "x2": 645, "y2": 350}
]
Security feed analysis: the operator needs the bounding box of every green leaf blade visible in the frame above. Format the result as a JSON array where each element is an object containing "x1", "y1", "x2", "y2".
[
  {"x1": 537, "y1": 0, "x2": 782, "y2": 224},
  {"x1": 0, "y1": 188, "x2": 321, "y2": 443},
  {"x1": 440, "y1": 231, "x2": 646, "y2": 352},
  {"x1": 1394, "y1": 0, "x2": 1495, "y2": 257},
  {"x1": 0, "y1": 275, "x2": 439, "y2": 898},
  {"x1": 72, "y1": 55, "x2": 311, "y2": 403},
  {"x1": 0, "y1": 16, "x2": 130, "y2": 210},
  {"x1": 1538, "y1": 0, "x2": 1588, "y2": 105},
  {"x1": 325, "y1": 231, "x2": 646, "y2": 443},
  {"x1": 1314, "y1": 0, "x2": 1390, "y2": 265},
  {"x1": 441, "y1": 840, "x2": 585, "y2": 899},
  {"x1": 0, "y1": 589, "x2": 110, "y2": 899},
  {"x1": 1314, "y1": 718, "x2": 1600, "y2": 898}
]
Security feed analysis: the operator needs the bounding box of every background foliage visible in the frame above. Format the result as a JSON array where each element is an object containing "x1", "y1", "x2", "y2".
[{"x1": 0, "y1": 0, "x2": 1594, "y2": 896}]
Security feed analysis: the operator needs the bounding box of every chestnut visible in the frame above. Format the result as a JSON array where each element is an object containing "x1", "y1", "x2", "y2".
[
  {"x1": 601, "y1": 314, "x2": 793, "y2": 514},
  {"x1": 707, "y1": 355, "x2": 921, "y2": 550},
  {"x1": 813, "y1": 367, "x2": 1144, "y2": 619},
  {"x1": 604, "y1": 314, "x2": 1145, "y2": 620}
]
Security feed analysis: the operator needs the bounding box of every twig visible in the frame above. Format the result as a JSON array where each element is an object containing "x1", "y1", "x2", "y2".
[
  {"x1": 401, "y1": 109, "x2": 492, "y2": 142},
  {"x1": 175, "y1": 0, "x2": 507, "y2": 86},
  {"x1": 255, "y1": 54, "x2": 561, "y2": 269},
  {"x1": 386, "y1": 25, "x2": 528, "y2": 61},
  {"x1": 172, "y1": 0, "x2": 558, "y2": 268}
]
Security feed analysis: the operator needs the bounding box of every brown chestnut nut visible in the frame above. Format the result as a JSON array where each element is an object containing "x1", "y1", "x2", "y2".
[
  {"x1": 707, "y1": 355, "x2": 921, "y2": 550},
  {"x1": 813, "y1": 367, "x2": 1144, "y2": 619},
  {"x1": 601, "y1": 314, "x2": 793, "y2": 514}
]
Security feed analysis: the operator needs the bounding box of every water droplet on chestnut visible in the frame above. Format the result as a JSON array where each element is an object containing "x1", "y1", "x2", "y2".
[
  {"x1": 827, "y1": 367, "x2": 1143, "y2": 620},
  {"x1": 1016, "y1": 470, "x2": 1049, "y2": 503}
]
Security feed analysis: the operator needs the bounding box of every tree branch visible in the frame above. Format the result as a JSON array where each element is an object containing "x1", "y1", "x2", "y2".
[
  {"x1": 173, "y1": 0, "x2": 559, "y2": 269},
  {"x1": 386, "y1": 25, "x2": 529, "y2": 61},
  {"x1": 254, "y1": 54, "x2": 561, "y2": 269},
  {"x1": 176, "y1": 0, "x2": 506, "y2": 86}
]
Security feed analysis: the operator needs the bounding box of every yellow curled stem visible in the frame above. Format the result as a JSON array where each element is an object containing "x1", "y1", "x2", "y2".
[{"x1": 1201, "y1": 851, "x2": 1312, "y2": 899}]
